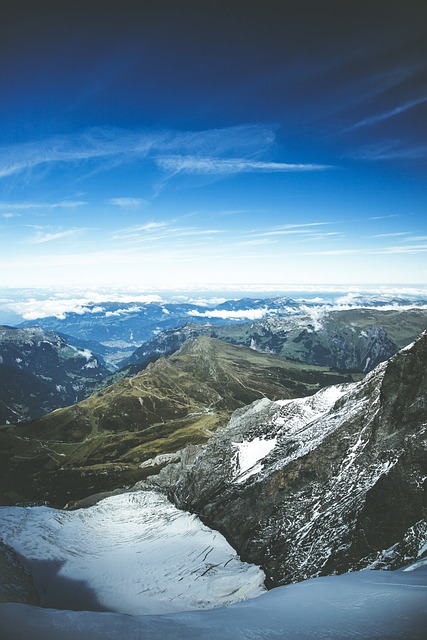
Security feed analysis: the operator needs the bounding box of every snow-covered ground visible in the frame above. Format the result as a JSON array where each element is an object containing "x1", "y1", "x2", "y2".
[
  {"x1": 0, "y1": 490, "x2": 265, "y2": 615},
  {"x1": 1, "y1": 488, "x2": 426, "y2": 639},
  {"x1": 1, "y1": 564, "x2": 426, "y2": 640}
]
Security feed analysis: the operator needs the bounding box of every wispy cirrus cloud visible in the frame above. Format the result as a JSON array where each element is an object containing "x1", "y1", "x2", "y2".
[
  {"x1": 112, "y1": 221, "x2": 223, "y2": 243},
  {"x1": 405, "y1": 236, "x2": 427, "y2": 242},
  {"x1": 369, "y1": 214, "x2": 399, "y2": 220},
  {"x1": 305, "y1": 243, "x2": 427, "y2": 256},
  {"x1": 112, "y1": 221, "x2": 169, "y2": 240},
  {"x1": 346, "y1": 95, "x2": 427, "y2": 132},
  {"x1": 303, "y1": 248, "x2": 366, "y2": 256},
  {"x1": 372, "y1": 231, "x2": 411, "y2": 238},
  {"x1": 236, "y1": 238, "x2": 276, "y2": 246},
  {"x1": 376, "y1": 244, "x2": 427, "y2": 254},
  {"x1": 108, "y1": 197, "x2": 146, "y2": 207},
  {"x1": 26, "y1": 228, "x2": 85, "y2": 244},
  {"x1": 0, "y1": 129, "x2": 156, "y2": 179},
  {"x1": 0, "y1": 200, "x2": 86, "y2": 210},
  {"x1": 340, "y1": 62, "x2": 427, "y2": 112},
  {"x1": 155, "y1": 156, "x2": 331, "y2": 174},
  {"x1": 350, "y1": 140, "x2": 427, "y2": 161},
  {"x1": 0, "y1": 125, "x2": 330, "y2": 182},
  {"x1": 244, "y1": 222, "x2": 336, "y2": 239}
]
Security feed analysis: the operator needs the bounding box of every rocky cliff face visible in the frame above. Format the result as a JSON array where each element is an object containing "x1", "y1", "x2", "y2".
[{"x1": 146, "y1": 334, "x2": 427, "y2": 586}]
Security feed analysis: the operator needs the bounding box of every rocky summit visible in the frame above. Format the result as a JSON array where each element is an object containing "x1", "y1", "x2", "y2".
[{"x1": 146, "y1": 333, "x2": 427, "y2": 586}]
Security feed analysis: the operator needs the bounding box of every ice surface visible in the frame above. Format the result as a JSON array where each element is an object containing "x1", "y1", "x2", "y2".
[{"x1": 0, "y1": 490, "x2": 265, "y2": 615}]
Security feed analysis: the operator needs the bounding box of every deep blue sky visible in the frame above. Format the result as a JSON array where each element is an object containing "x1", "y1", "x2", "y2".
[{"x1": 0, "y1": 1, "x2": 426, "y2": 287}]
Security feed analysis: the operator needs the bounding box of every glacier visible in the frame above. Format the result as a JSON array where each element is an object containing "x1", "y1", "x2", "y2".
[{"x1": 0, "y1": 490, "x2": 265, "y2": 615}]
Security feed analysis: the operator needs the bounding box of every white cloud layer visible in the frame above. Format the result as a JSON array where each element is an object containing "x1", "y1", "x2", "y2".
[
  {"x1": 7, "y1": 294, "x2": 162, "y2": 320},
  {"x1": 188, "y1": 309, "x2": 272, "y2": 320},
  {"x1": 3, "y1": 285, "x2": 427, "y2": 325}
]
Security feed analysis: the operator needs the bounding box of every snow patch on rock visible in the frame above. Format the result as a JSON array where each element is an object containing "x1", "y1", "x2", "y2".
[{"x1": 233, "y1": 437, "x2": 277, "y2": 483}]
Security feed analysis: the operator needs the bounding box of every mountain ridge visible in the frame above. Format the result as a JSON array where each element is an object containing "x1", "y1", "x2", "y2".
[
  {"x1": 144, "y1": 333, "x2": 427, "y2": 585},
  {"x1": 121, "y1": 308, "x2": 427, "y2": 373},
  {"x1": 0, "y1": 336, "x2": 356, "y2": 506}
]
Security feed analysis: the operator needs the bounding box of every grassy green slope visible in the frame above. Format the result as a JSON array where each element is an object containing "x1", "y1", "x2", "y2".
[{"x1": 0, "y1": 337, "x2": 357, "y2": 506}]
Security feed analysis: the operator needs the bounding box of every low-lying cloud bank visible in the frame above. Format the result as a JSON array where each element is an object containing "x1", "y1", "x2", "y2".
[{"x1": 1, "y1": 285, "x2": 427, "y2": 323}]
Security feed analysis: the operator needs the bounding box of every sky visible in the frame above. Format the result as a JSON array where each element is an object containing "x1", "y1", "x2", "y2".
[{"x1": 0, "y1": 0, "x2": 426, "y2": 289}]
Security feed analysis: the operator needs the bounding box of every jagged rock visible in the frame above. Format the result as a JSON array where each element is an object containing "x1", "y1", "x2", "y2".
[{"x1": 147, "y1": 334, "x2": 427, "y2": 586}]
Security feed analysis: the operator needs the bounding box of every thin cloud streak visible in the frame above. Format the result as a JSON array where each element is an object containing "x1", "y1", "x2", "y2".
[
  {"x1": 377, "y1": 244, "x2": 427, "y2": 254},
  {"x1": 351, "y1": 141, "x2": 427, "y2": 161},
  {"x1": 346, "y1": 95, "x2": 427, "y2": 131},
  {"x1": 108, "y1": 198, "x2": 146, "y2": 207},
  {"x1": 155, "y1": 156, "x2": 331, "y2": 174},
  {"x1": 372, "y1": 232, "x2": 411, "y2": 237},
  {"x1": 369, "y1": 214, "x2": 399, "y2": 220},
  {"x1": 245, "y1": 222, "x2": 336, "y2": 239},
  {"x1": 253, "y1": 229, "x2": 332, "y2": 237},
  {"x1": 114, "y1": 221, "x2": 169, "y2": 236},
  {"x1": 26, "y1": 229, "x2": 85, "y2": 244},
  {"x1": 305, "y1": 244, "x2": 427, "y2": 256},
  {"x1": 0, "y1": 200, "x2": 86, "y2": 210},
  {"x1": 112, "y1": 223, "x2": 223, "y2": 242},
  {"x1": 273, "y1": 222, "x2": 332, "y2": 229},
  {"x1": 236, "y1": 238, "x2": 276, "y2": 246}
]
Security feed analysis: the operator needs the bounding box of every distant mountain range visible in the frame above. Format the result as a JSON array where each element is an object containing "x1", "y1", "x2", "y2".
[
  {"x1": 121, "y1": 307, "x2": 427, "y2": 373},
  {"x1": 17, "y1": 294, "x2": 427, "y2": 367},
  {"x1": 0, "y1": 326, "x2": 110, "y2": 424}
]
